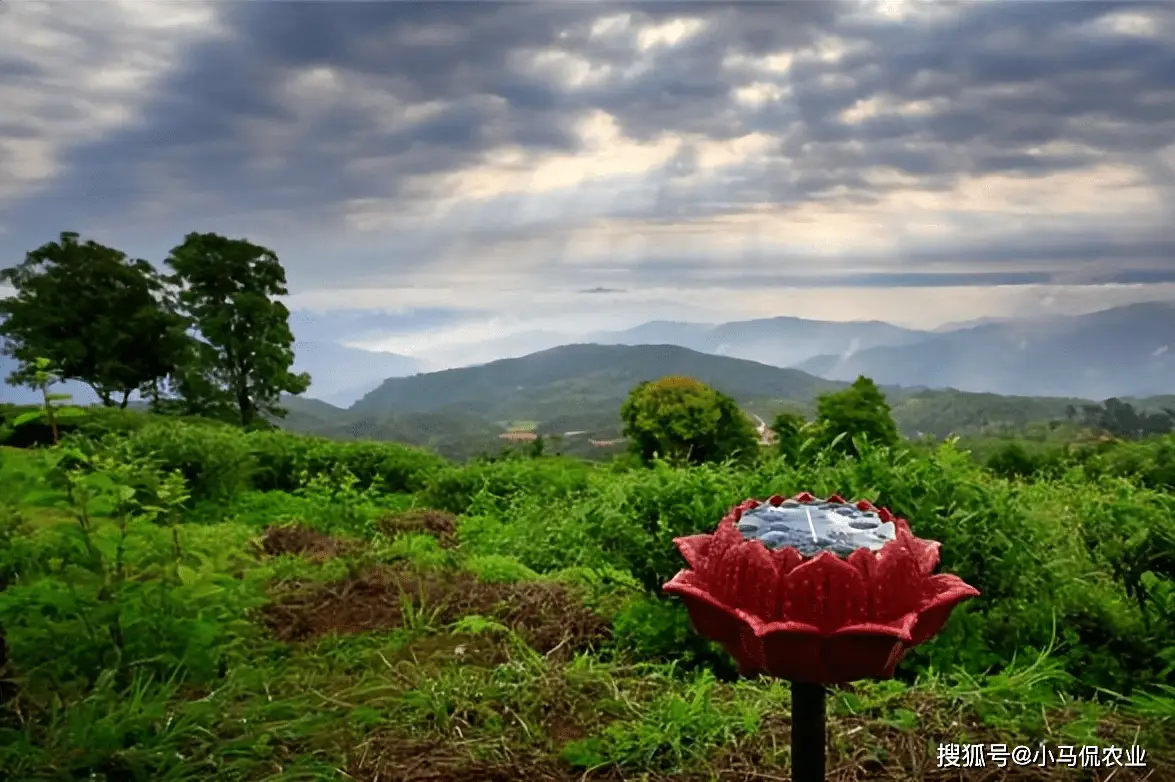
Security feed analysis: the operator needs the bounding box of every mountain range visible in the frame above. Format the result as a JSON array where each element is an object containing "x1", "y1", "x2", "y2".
[
  {"x1": 795, "y1": 302, "x2": 1174, "y2": 399},
  {"x1": 2, "y1": 301, "x2": 1171, "y2": 415},
  {"x1": 280, "y1": 342, "x2": 1169, "y2": 462}
]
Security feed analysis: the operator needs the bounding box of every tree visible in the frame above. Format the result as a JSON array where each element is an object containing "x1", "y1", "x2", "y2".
[
  {"x1": 0, "y1": 232, "x2": 188, "y2": 407},
  {"x1": 164, "y1": 233, "x2": 309, "y2": 426},
  {"x1": 813, "y1": 375, "x2": 901, "y2": 458},
  {"x1": 620, "y1": 375, "x2": 758, "y2": 466},
  {"x1": 1079, "y1": 398, "x2": 1174, "y2": 439},
  {"x1": 769, "y1": 410, "x2": 807, "y2": 463}
]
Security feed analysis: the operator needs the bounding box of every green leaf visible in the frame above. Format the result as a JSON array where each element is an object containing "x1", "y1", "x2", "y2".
[
  {"x1": 12, "y1": 411, "x2": 43, "y2": 427},
  {"x1": 185, "y1": 582, "x2": 225, "y2": 600},
  {"x1": 177, "y1": 565, "x2": 200, "y2": 585}
]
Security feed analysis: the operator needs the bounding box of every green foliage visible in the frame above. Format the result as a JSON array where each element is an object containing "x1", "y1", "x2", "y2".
[
  {"x1": 620, "y1": 376, "x2": 759, "y2": 466},
  {"x1": 115, "y1": 419, "x2": 254, "y2": 502},
  {"x1": 462, "y1": 554, "x2": 539, "y2": 584},
  {"x1": 164, "y1": 232, "x2": 310, "y2": 426},
  {"x1": 983, "y1": 440, "x2": 1054, "y2": 479},
  {"x1": 0, "y1": 416, "x2": 1174, "y2": 779},
  {"x1": 246, "y1": 429, "x2": 446, "y2": 494},
  {"x1": 1080, "y1": 434, "x2": 1175, "y2": 491},
  {"x1": 0, "y1": 445, "x2": 263, "y2": 703},
  {"x1": 0, "y1": 232, "x2": 188, "y2": 407},
  {"x1": 1077, "y1": 398, "x2": 1174, "y2": 439},
  {"x1": 5, "y1": 358, "x2": 86, "y2": 445},
  {"x1": 768, "y1": 409, "x2": 807, "y2": 462},
  {"x1": 813, "y1": 375, "x2": 901, "y2": 458},
  {"x1": 419, "y1": 456, "x2": 593, "y2": 515},
  {"x1": 562, "y1": 670, "x2": 758, "y2": 772}
]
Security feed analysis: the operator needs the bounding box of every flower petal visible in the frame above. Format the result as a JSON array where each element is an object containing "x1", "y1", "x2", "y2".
[
  {"x1": 821, "y1": 630, "x2": 908, "y2": 682},
  {"x1": 673, "y1": 534, "x2": 714, "y2": 571},
  {"x1": 780, "y1": 552, "x2": 868, "y2": 633},
  {"x1": 872, "y1": 538, "x2": 924, "y2": 621},
  {"x1": 756, "y1": 622, "x2": 823, "y2": 681},
  {"x1": 663, "y1": 573, "x2": 745, "y2": 648},
  {"x1": 910, "y1": 574, "x2": 981, "y2": 644},
  {"x1": 739, "y1": 540, "x2": 782, "y2": 620}
]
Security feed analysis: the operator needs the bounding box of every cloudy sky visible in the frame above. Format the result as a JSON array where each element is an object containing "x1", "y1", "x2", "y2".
[{"x1": 2, "y1": 0, "x2": 1174, "y2": 365}]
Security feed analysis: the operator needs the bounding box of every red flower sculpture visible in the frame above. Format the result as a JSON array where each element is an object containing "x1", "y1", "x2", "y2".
[{"x1": 662, "y1": 492, "x2": 979, "y2": 685}]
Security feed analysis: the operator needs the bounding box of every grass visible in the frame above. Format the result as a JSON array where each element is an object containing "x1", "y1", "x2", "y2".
[{"x1": 1, "y1": 429, "x2": 1174, "y2": 781}]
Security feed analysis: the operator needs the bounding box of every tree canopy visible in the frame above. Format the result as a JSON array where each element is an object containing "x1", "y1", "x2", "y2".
[
  {"x1": 164, "y1": 232, "x2": 309, "y2": 426},
  {"x1": 620, "y1": 375, "x2": 759, "y2": 466},
  {"x1": 813, "y1": 375, "x2": 901, "y2": 458},
  {"x1": 0, "y1": 232, "x2": 187, "y2": 407},
  {"x1": 769, "y1": 409, "x2": 807, "y2": 463}
]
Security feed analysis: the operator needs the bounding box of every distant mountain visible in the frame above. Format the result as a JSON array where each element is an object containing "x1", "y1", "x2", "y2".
[
  {"x1": 292, "y1": 341, "x2": 422, "y2": 406},
  {"x1": 350, "y1": 343, "x2": 844, "y2": 422},
  {"x1": 932, "y1": 316, "x2": 1015, "y2": 333},
  {"x1": 589, "y1": 316, "x2": 927, "y2": 368},
  {"x1": 797, "y1": 303, "x2": 1175, "y2": 399}
]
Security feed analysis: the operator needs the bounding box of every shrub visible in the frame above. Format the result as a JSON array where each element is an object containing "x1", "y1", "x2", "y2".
[
  {"x1": 0, "y1": 404, "x2": 149, "y2": 448},
  {"x1": 620, "y1": 376, "x2": 759, "y2": 466},
  {"x1": 246, "y1": 430, "x2": 446, "y2": 494},
  {"x1": 116, "y1": 419, "x2": 253, "y2": 502},
  {"x1": 419, "y1": 456, "x2": 593, "y2": 515}
]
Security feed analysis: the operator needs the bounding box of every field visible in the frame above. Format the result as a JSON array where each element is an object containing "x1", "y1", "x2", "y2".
[{"x1": 1, "y1": 416, "x2": 1174, "y2": 781}]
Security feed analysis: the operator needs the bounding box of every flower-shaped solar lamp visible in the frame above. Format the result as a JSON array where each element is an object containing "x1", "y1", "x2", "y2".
[{"x1": 663, "y1": 492, "x2": 979, "y2": 782}]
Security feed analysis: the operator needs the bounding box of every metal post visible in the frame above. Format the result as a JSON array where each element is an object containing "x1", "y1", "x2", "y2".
[{"x1": 790, "y1": 681, "x2": 826, "y2": 782}]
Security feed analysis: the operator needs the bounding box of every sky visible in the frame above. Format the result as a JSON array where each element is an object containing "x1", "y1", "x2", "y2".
[{"x1": 1, "y1": 0, "x2": 1174, "y2": 366}]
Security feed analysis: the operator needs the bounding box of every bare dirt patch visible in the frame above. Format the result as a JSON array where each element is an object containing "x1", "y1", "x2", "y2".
[
  {"x1": 376, "y1": 509, "x2": 458, "y2": 548},
  {"x1": 260, "y1": 565, "x2": 611, "y2": 659},
  {"x1": 256, "y1": 523, "x2": 359, "y2": 561}
]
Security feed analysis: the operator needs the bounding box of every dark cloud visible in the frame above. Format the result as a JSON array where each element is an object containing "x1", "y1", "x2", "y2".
[{"x1": 1, "y1": 0, "x2": 1173, "y2": 292}]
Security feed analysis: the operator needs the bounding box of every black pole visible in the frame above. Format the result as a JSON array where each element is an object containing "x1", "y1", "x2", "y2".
[{"x1": 790, "y1": 681, "x2": 826, "y2": 782}]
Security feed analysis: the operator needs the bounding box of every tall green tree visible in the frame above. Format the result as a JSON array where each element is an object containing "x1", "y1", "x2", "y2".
[
  {"x1": 0, "y1": 231, "x2": 188, "y2": 407},
  {"x1": 769, "y1": 409, "x2": 807, "y2": 463},
  {"x1": 164, "y1": 233, "x2": 309, "y2": 426},
  {"x1": 813, "y1": 375, "x2": 901, "y2": 458},
  {"x1": 620, "y1": 375, "x2": 758, "y2": 466}
]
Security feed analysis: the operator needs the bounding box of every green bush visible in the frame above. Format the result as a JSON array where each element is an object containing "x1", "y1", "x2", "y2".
[
  {"x1": 0, "y1": 404, "x2": 149, "y2": 448},
  {"x1": 116, "y1": 419, "x2": 254, "y2": 502},
  {"x1": 1081, "y1": 435, "x2": 1175, "y2": 491},
  {"x1": 419, "y1": 456, "x2": 593, "y2": 515},
  {"x1": 246, "y1": 429, "x2": 446, "y2": 494},
  {"x1": 0, "y1": 449, "x2": 264, "y2": 703}
]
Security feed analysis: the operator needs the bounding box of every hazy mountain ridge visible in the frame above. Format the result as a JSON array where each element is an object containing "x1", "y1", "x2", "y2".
[
  {"x1": 291, "y1": 341, "x2": 422, "y2": 407},
  {"x1": 5, "y1": 302, "x2": 1170, "y2": 417},
  {"x1": 587, "y1": 316, "x2": 927, "y2": 367},
  {"x1": 796, "y1": 302, "x2": 1175, "y2": 399}
]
